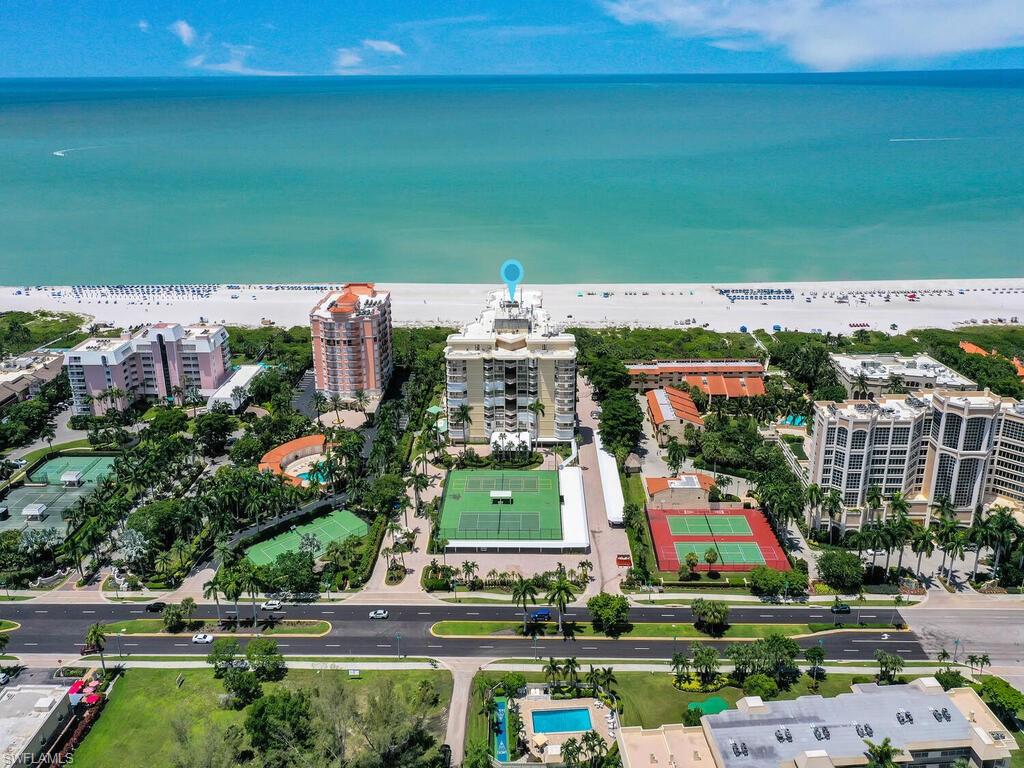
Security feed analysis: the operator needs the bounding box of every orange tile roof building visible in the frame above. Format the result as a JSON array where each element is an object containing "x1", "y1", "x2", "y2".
[
  {"x1": 959, "y1": 340, "x2": 990, "y2": 356},
  {"x1": 645, "y1": 386, "x2": 704, "y2": 445},
  {"x1": 310, "y1": 284, "x2": 393, "y2": 399},
  {"x1": 627, "y1": 359, "x2": 766, "y2": 399}
]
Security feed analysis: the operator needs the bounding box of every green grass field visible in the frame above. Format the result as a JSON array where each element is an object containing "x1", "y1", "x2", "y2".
[
  {"x1": 71, "y1": 668, "x2": 453, "y2": 768},
  {"x1": 99, "y1": 618, "x2": 330, "y2": 636},
  {"x1": 245, "y1": 508, "x2": 368, "y2": 566},
  {"x1": 439, "y1": 469, "x2": 562, "y2": 541}
]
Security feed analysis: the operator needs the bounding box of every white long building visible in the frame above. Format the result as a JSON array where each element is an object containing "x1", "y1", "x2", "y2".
[
  {"x1": 807, "y1": 389, "x2": 1024, "y2": 528},
  {"x1": 444, "y1": 289, "x2": 576, "y2": 444}
]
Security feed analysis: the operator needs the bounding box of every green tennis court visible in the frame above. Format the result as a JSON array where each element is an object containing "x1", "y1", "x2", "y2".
[
  {"x1": 667, "y1": 514, "x2": 752, "y2": 536},
  {"x1": 674, "y1": 540, "x2": 766, "y2": 565},
  {"x1": 439, "y1": 469, "x2": 562, "y2": 540},
  {"x1": 246, "y1": 508, "x2": 368, "y2": 566},
  {"x1": 28, "y1": 455, "x2": 116, "y2": 484}
]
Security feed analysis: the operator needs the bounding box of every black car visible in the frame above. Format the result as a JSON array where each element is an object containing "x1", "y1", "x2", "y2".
[
  {"x1": 146, "y1": 601, "x2": 168, "y2": 613},
  {"x1": 830, "y1": 603, "x2": 851, "y2": 614}
]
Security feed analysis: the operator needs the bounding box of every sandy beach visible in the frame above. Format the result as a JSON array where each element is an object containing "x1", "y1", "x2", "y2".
[{"x1": 3, "y1": 278, "x2": 1024, "y2": 335}]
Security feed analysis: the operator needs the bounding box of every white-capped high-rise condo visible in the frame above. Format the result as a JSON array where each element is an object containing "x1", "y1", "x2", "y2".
[
  {"x1": 806, "y1": 389, "x2": 1024, "y2": 529},
  {"x1": 444, "y1": 289, "x2": 576, "y2": 444}
]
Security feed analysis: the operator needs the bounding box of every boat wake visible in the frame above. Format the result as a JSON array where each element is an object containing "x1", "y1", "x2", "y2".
[
  {"x1": 52, "y1": 146, "x2": 102, "y2": 157},
  {"x1": 888, "y1": 137, "x2": 963, "y2": 143}
]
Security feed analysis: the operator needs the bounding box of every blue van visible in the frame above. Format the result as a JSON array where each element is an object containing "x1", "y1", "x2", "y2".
[{"x1": 530, "y1": 608, "x2": 552, "y2": 622}]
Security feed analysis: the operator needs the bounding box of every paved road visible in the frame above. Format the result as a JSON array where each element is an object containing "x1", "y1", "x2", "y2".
[
  {"x1": 904, "y1": 607, "x2": 1024, "y2": 666},
  {"x1": 1, "y1": 602, "x2": 924, "y2": 661}
]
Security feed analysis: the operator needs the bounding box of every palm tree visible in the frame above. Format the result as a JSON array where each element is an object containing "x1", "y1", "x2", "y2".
[
  {"x1": 585, "y1": 664, "x2": 601, "y2": 694},
  {"x1": 563, "y1": 656, "x2": 581, "y2": 689},
  {"x1": 546, "y1": 575, "x2": 576, "y2": 632},
  {"x1": 85, "y1": 623, "x2": 107, "y2": 673},
  {"x1": 853, "y1": 372, "x2": 870, "y2": 399},
  {"x1": 944, "y1": 530, "x2": 968, "y2": 582},
  {"x1": 461, "y1": 560, "x2": 478, "y2": 588},
  {"x1": 670, "y1": 651, "x2": 691, "y2": 684},
  {"x1": 805, "y1": 483, "x2": 824, "y2": 530},
  {"x1": 582, "y1": 730, "x2": 608, "y2": 764},
  {"x1": 353, "y1": 389, "x2": 370, "y2": 414},
  {"x1": 822, "y1": 489, "x2": 843, "y2": 542},
  {"x1": 543, "y1": 656, "x2": 562, "y2": 686},
  {"x1": 526, "y1": 400, "x2": 545, "y2": 439},
  {"x1": 666, "y1": 438, "x2": 686, "y2": 476},
  {"x1": 866, "y1": 485, "x2": 883, "y2": 525},
  {"x1": 562, "y1": 738, "x2": 582, "y2": 768},
  {"x1": 911, "y1": 525, "x2": 935, "y2": 577},
  {"x1": 407, "y1": 472, "x2": 430, "y2": 516},
  {"x1": 328, "y1": 394, "x2": 344, "y2": 424},
  {"x1": 454, "y1": 403, "x2": 473, "y2": 447},
  {"x1": 312, "y1": 392, "x2": 328, "y2": 425},
  {"x1": 203, "y1": 576, "x2": 222, "y2": 622},
  {"x1": 864, "y1": 737, "x2": 903, "y2": 768},
  {"x1": 512, "y1": 575, "x2": 539, "y2": 634}
]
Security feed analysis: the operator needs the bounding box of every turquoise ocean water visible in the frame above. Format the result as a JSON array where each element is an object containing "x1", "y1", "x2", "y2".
[{"x1": 1, "y1": 72, "x2": 1023, "y2": 285}]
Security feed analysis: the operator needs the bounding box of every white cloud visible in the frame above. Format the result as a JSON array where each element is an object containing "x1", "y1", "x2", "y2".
[
  {"x1": 188, "y1": 44, "x2": 295, "y2": 76},
  {"x1": 168, "y1": 19, "x2": 196, "y2": 47},
  {"x1": 334, "y1": 48, "x2": 364, "y2": 70},
  {"x1": 362, "y1": 39, "x2": 405, "y2": 56},
  {"x1": 601, "y1": 0, "x2": 1024, "y2": 70},
  {"x1": 137, "y1": 20, "x2": 150, "y2": 33}
]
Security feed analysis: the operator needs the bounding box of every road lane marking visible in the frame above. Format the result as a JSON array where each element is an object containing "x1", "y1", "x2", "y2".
[
  {"x1": 467, "y1": 612, "x2": 480, "y2": 616},
  {"x1": 418, "y1": 612, "x2": 432, "y2": 615},
  {"x1": 843, "y1": 650, "x2": 858, "y2": 653},
  {"x1": 174, "y1": 643, "x2": 187, "y2": 647},
  {"x1": 23, "y1": 642, "x2": 38, "y2": 646},
  {"x1": 277, "y1": 644, "x2": 290, "y2": 647},
  {"x1": 660, "y1": 614, "x2": 674, "y2": 617},
  {"x1": 130, "y1": 610, "x2": 143, "y2": 614},
  {"x1": 479, "y1": 645, "x2": 494, "y2": 649},
  {"x1": 634, "y1": 647, "x2": 649, "y2": 650},
  {"x1": 126, "y1": 643, "x2": 140, "y2": 647},
  {"x1": 760, "y1": 614, "x2": 772, "y2": 618},
  {"x1": 321, "y1": 611, "x2": 335, "y2": 615},
  {"x1": 582, "y1": 647, "x2": 598, "y2": 650},
  {"x1": 33, "y1": 610, "x2": 48, "y2": 613},
  {"x1": 810, "y1": 614, "x2": 823, "y2": 618},
  {"x1": 376, "y1": 644, "x2": 391, "y2": 648},
  {"x1": 861, "y1": 614, "x2": 876, "y2": 618},
  {"x1": 898, "y1": 649, "x2": 913, "y2": 653},
  {"x1": 82, "y1": 610, "x2": 96, "y2": 614},
  {"x1": 852, "y1": 639, "x2": 904, "y2": 643},
  {"x1": 428, "y1": 645, "x2": 444, "y2": 648}
]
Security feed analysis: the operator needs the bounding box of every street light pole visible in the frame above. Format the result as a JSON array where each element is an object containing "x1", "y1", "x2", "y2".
[{"x1": 395, "y1": 632, "x2": 402, "y2": 659}]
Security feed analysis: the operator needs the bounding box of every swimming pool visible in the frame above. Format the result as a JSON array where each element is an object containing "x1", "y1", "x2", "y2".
[{"x1": 531, "y1": 707, "x2": 592, "y2": 734}]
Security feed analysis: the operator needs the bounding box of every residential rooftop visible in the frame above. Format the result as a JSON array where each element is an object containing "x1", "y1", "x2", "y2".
[{"x1": 830, "y1": 352, "x2": 975, "y2": 389}]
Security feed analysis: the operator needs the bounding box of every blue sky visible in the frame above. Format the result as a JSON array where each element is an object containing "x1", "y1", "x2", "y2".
[{"x1": 2, "y1": 0, "x2": 1023, "y2": 77}]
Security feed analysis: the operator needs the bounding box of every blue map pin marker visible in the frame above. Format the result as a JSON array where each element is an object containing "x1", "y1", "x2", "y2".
[{"x1": 501, "y1": 259, "x2": 524, "y2": 301}]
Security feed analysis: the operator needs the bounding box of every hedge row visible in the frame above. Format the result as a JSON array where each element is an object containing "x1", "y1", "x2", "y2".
[{"x1": 350, "y1": 514, "x2": 387, "y2": 587}]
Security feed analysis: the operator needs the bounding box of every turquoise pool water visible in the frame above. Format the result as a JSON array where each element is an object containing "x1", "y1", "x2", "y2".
[
  {"x1": 297, "y1": 470, "x2": 327, "y2": 483},
  {"x1": 494, "y1": 697, "x2": 509, "y2": 762},
  {"x1": 531, "y1": 708, "x2": 592, "y2": 734}
]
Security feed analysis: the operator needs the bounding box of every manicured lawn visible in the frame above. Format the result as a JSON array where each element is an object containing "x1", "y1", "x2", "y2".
[
  {"x1": 99, "y1": 618, "x2": 331, "y2": 636},
  {"x1": 0, "y1": 620, "x2": 18, "y2": 631},
  {"x1": 433, "y1": 620, "x2": 813, "y2": 639},
  {"x1": 72, "y1": 668, "x2": 453, "y2": 768},
  {"x1": 0, "y1": 596, "x2": 31, "y2": 601}
]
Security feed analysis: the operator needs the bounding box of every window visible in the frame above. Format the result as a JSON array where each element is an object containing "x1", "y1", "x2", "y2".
[
  {"x1": 851, "y1": 430, "x2": 868, "y2": 450},
  {"x1": 892, "y1": 427, "x2": 911, "y2": 445},
  {"x1": 943, "y1": 413, "x2": 963, "y2": 449},
  {"x1": 849, "y1": 454, "x2": 864, "y2": 470},
  {"x1": 845, "y1": 472, "x2": 861, "y2": 489},
  {"x1": 955, "y1": 457, "x2": 982, "y2": 506},
  {"x1": 1001, "y1": 418, "x2": 1024, "y2": 443},
  {"x1": 872, "y1": 427, "x2": 891, "y2": 444},
  {"x1": 930, "y1": 412, "x2": 941, "y2": 440},
  {"x1": 836, "y1": 427, "x2": 848, "y2": 447},
  {"x1": 963, "y1": 417, "x2": 988, "y2": 451},
  {"x1": 934, "y1": 453, "x2": 956, "y2": 501}
]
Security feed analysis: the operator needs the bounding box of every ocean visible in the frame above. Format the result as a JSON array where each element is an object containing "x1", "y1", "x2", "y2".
[{"x1": 1, "y1": 72, "x2": 1023, "y2": 285}]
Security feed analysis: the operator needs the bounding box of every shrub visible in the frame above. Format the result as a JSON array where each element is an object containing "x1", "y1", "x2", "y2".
[
  {"x1": 816, "y1": 549, "x2": 864, "y2": 593},
  {"x1": 934, "y1": 668, "x2": 967, "y2": 691},
  {"x1": 743, "y1": 673, "x2": 779, "y2": 699},
  {"x1": 672, "y1": 673, "x2": 729, "y2": 693}
]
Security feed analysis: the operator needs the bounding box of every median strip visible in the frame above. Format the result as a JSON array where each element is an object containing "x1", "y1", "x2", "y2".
[{"x1": 98, "y1": 618, "x2": 332, "y2": 638}]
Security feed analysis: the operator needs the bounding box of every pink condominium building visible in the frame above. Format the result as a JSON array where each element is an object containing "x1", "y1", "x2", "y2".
[
  {"x1": 65, "y1": 323, "x2": 231, "y2": 415},
  {"x1": 310, "y1": 283, "x2": 393, "y2": 399}
]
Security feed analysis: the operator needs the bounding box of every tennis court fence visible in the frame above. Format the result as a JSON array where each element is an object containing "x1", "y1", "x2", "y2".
[{"x1": 437, "y1": 526, "x2": 564, "y2": 541}]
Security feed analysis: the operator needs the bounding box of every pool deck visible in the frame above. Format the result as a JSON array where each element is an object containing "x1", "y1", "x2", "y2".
[{"x1": 518, "y1": 693, "x2": 614, "y2": 762}]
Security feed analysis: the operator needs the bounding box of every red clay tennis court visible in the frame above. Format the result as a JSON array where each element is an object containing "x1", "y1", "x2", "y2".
[{"x1": 648, "y1": 507, "x2": 790, "y2": 573}]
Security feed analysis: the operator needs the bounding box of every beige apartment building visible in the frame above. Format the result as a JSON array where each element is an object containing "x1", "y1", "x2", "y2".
[
  {"x1": 806, "y1": 389, "x2": 1024, "y2": 528},
  {"x1": 619, "y1": 678, "x2": 1016, "y2": 768},
  {"x1": 310, "y1": 283, "x2": 393, "y2": 400},
  {"x1": 444, "y1": 289, "x2": 576, "y2": 444}
]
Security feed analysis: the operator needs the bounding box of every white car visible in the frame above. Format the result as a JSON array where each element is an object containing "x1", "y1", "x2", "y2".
[
  {"x1": 10, "y1": 458, "x2": 27, "y2": 468},
  {"x1": 191, "y1": 633, "x2": 214, "y2": 644},
  {"x1": 368, "y1": 609, "x2": 389, "y2": 620},
  {"x1": 260, "y1": 600, "x2": 283, "y2": 611},
  {"x1": 0, "y1": 672, "x2": 9, "y2": 686}
]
